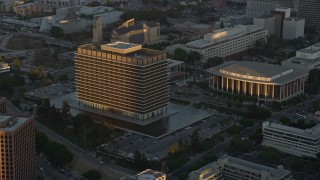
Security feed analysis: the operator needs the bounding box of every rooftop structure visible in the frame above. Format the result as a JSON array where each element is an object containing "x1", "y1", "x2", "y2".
[
  {"x1": 207, "y1": 61, "x2": 308, "y2": 103},
  {"x1": 0, "y1": 114, "x2": 36, "y2": 180},
  {"x1": 246, "y1": 0, "x2": 293, "y2": 19},
  {"x1": 111, "y1": 19, "x2": 160, "y2": 44},
  {"x1": 189, "y1": 155, "x2": 292, "y2": 180},
  {"x1": 262, "y1": 121, "x2": 320, "y2": 158},
  {"x1": 171, "y1": 21, "x2": 215, "y2": 39},
  {"x1": 186, "y1": 25, "x2": 267, "y2": 62},
  {"x1": 120, "y1": 169, "x2": 166, "y2": 180},
  {"x1": 75, "y1": 42, "x2": 169, "y2": 120},
  {"x1": 282, "y1": 43, "x2": 320, "y2": 71}
]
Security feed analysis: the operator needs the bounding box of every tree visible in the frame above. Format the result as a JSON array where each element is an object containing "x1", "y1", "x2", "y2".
[
  {"x1": 258, "y1": 147, "x2": 281, "y2": 163},
  {"x1": 239, "y1": 118, "x2": 255, "y2": 127},
  {"x1": 59, "y1": 74, "x2": 69, "y2": 82},
  {"x1": 45, "y1": 141, "x2": 73, "y2": 165},
  {"x1": 29, "y1": 67, "x2": 38, "y2": 82},
  {"x1": 50, "y1": 26, "x2": 64, "y2": 38},
  {"x1": 279, "y1": 116, "x2": 290, "y2": 125},
  {"x1": 61, "y1": 100, "x2": 71, "y2": 121},
  {"x1": 35, "y1": 131, "x2": 49, "y2": 151},
  {"x1": 203, "y1": 57, "x2": 224, "y2": 68},
  {"x1": 229, "y1": 139, "x2": 252, "y2": 153},
  {"x1": 187, "y1": 51, "x2": 201, "y2": 64},
  {"x1": 168, "y1": 142, "x2": 182, "y2": 154},
  {"x1": 174, "y1": 48, "x2": 188, "y2": 61},
  {"x1": 191, "y1": 130, "x2": 201, "y2": 153},
  {"x1": 12, "y1": 59, "x2": 21, "y2": 71},
  {"x1": 37, "y1": 98, "x2": 51, "y2": 117},
  {"x1": 255, "y1": 107, "x2": 271, "y2": 119},
  {"x1": 82, "y1": 170, "x2": 101, "y2": 180},
  {"x1": 37, "y1": 66, "x2": 44, "y2": 80},
  {"x1": 249, "y1": 128, "x2": 262, "y2": 144}
]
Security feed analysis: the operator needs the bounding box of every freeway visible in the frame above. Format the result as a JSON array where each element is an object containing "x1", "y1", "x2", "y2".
[{"x1": 35, "y1": 122, "x2": 135, "y2": 180}]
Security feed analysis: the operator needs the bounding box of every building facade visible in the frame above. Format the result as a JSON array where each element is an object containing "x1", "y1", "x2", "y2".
[
  {"x1": 167, "y1": 59, "x2": 185, "y2": 80},
  {"x1": 13, "y1": 3, "x2": 43, "y2": 17},
  {"x1": 262, "y1": 121, "x2": 320, "y2": 158},
  {"x1": 75, "y1": 42, "x2": 169, "y2": 120},
  {"x1": 186, "y1": 25, "x2": 267, "y2": 62},
  {"x1": 282, "y1": 17, "x2": 305, "y2": 40},
  {"x1": 189, "y1": 155, "x2": 292, "y2": 180},
  {"x1": 298, "y1": 0, "x2": 320, "y2": 33},
  {"x1": 206, "y1": 61, "x2": 308, "y2": 103},
  {"x1": 0, "y1": 115, "x2": 36, "y2": 180},
  {"x1": 282, "y1": 43, "x2": 320, "y2": 71},
  {"x1": 120, "y1": 169, "x2": 166, "y2": 180},
  {"x1": 254, "y1": 14, "x2": 276, "y2": 36},
  {"x1": 111, "y1": 19, "x2": 160, "y2": 44}
]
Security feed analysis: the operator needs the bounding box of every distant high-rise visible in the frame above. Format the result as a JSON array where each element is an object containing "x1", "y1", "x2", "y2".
[
  {"x1": 92, "y1": 16, "x2": 103, "y2": 44},
  {"x1": 75, "y1": 42, "x2": 169, "y2": 120},
  {"x1": 0, "y1": 114, "x2": 36, "y2": 180},
  {"x1": 298, "y1": 0, "x2": 320, "y2": 33},
  {"x1": 246, "y1": 0, "x2": 293, "y2": 19}
]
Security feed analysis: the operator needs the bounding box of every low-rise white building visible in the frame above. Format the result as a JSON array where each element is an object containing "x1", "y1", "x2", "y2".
[
  {"x1": 186, "y1": 25, "x2": 267, "y2": 62},
  {"x1": 121, "y1": 169, "x2": 166, "y2": 180},
  {"x1": 282, "y1": 17, "x2": 305, "y2": 40},
  {"x1": 282, "y1": 43, "x2": 320, "y2": 71},
  {"x1": 262, "y1": 121, "x2": 320, "y2": 158},
  {"x1": 189, "y1": 155, "x2": 292, "y2": 180},
  {"x1": 167, "y1": 58, "x2": 185, "y2": 79}
]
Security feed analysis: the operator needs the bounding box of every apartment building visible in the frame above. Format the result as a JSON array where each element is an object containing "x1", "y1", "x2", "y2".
[
  {"x1": 298, "y1": 0, "x2": 320, "y2": 33},
  {"x1": 186, "y1": 25, "x2": 267, "y2": 62},
  {"x1": 262, "y1": 121, "x2": 320, "y2": 158},
  {"x1": 189, "y1": 155, "x2": 292, "y2": 180},
  {"x1": 75, "y1": 42, "x2": 169, "y2": 120},
  {"x1": 206, "y1": 61, "x2": 308, "y2": 103},
  {"x1": 0, "y1": 115, "x2": 36, "y2": 180},
  {"x1": 282, "y1": 43, "x2": 320, "y2": 71}
]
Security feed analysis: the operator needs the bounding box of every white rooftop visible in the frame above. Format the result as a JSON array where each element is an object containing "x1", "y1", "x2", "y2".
[
  {"x1": 0, "y1": 115, "x2": 31, "y2": 131},
  {"x1": 263, "y1": 121, "x2": 320, "y2": 139},
  {"x1": 186, "y1": 25, "x2": 265, "y2": 49},
  {"x1": 101, "y1": 42, "x2": 142, "y2": 54}
]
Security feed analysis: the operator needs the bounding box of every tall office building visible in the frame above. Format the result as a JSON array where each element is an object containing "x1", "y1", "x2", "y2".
[
  {"x1": 298, "y1": 0, "x2": 320, "y2": 33},
  {"x1": 246, "y1": 0, "x2": 293, "y2": 19},
  {"x1": 75, "y1": 42, "x2": 169, "y2": 120},
  {"x1": 0, "y1": 114, "x2": 36, "y2": 180}
]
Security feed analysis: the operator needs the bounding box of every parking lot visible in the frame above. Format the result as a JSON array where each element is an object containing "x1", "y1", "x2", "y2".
[{"x1": 25, "y1": 81, "x2": 75, "y2": 100}]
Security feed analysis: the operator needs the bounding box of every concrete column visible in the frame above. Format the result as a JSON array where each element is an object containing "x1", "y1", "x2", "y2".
[
  {"x1": 221, "y1": 77, "x2": 224, "y2": 92},
  {"x1": 250, "y1": 82, "x2": 253, "y2": 96},
  {"x1": 279, "y1": 86, "x2": 282, "y2": 101},
  {"x1": 211, "y1": 74, "x2": 214, "y2": 89},
  {"x1": 232, "y1": 79, "x2": 234, "y2": 94},
  {"x1": 286, "y1": 84, "x2": 289, "y2": 99},
  {"x1": 244, "y1": 81, "x2": 247, "y2": 95},
  {"x1": 257, "y1": 83, "x2": 260, "y2": 97},
  {"x1": 217, "y1": 76, "x2": 220, "y2": 90},
  {"x1": 264, "y1": 84, "x2": 268, "y2": 98},
  {"x1": 272, "y1": 85, "x2": 275, "y2": 99},
  {"x1": 226, "y1": 78, "x2": 229, "y2": 93},
  {"x1": 238, "y1": 80, "x2": 240, "y2": 94}
]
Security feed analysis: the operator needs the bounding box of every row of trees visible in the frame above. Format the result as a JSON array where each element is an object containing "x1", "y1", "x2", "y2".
[
  {"x1": 35, "y1": 131, "x2": 73, "y2": 165},
  {"x1": 173, "y1": 48, "x2": 201, "y2": 64}
]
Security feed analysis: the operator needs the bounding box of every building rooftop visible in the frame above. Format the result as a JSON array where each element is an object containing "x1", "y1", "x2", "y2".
[
  {"x1": 263, "y1": 121, "x2": 320, "y2": 138},
  {"x1": 186, "y1": 25, "x2": 265, "y2": 49},
  {"x1": 77, "y1": 42, "x2": 166, "y2": 64},
  {"x1": 120, "y1": 169, "x2": 166, "y2": 180},
  {"x1": 207, "y1": 61, "x2": 308, "y2": 84},
  {"x1": 167, "y1": 58, "x2": 184, "y2": 68},
  {"x1": 285, "y1": 17, "x2": 304, "y2": 21},
  {"x1": 0, "y1": 115, "x2": 31, "y2": 131},
  {"x1": 223, "y1": 156, "x2": 291, "y2": 178},
  {"x1": 114, "y1": 20, "x2": 159, "y2": 36},
  {"x1": 0, "y1": 18, "x2": 40, "y2": 28}
]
